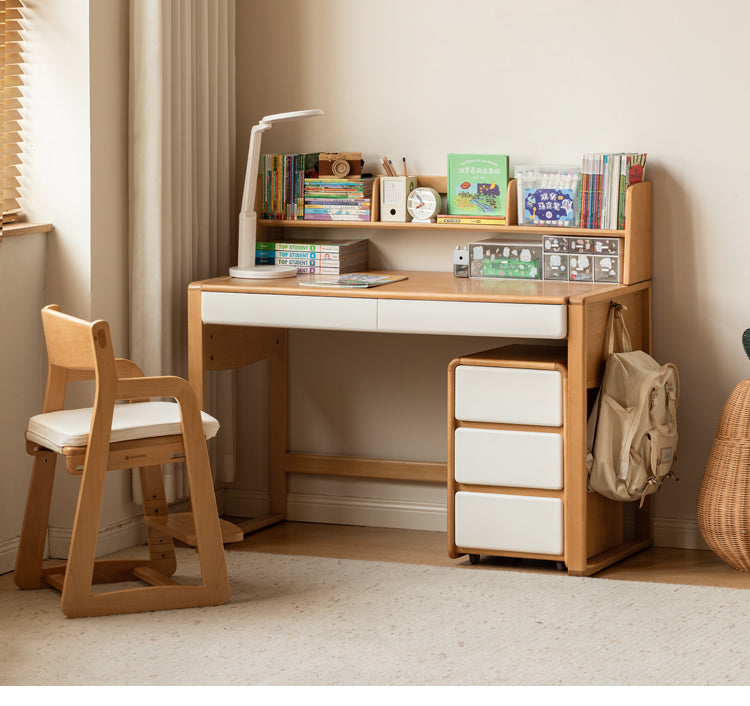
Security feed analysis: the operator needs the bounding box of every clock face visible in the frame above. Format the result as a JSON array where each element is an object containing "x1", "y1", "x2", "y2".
[{"x1": 407, "y1": 187, "x2": 442, "y2": 222}]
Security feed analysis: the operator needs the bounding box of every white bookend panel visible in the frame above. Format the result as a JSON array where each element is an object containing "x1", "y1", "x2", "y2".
[
  {"x1": 454, "y1": 365, "x2": 563, "y2": 426},
  {"x1": 377, "y1": 299, "x2": 567, "y2": 338},
  {"x1": 454, "y1": 427, "x2": 563, "y2": 489},
  {"x1": 454, "y1": 491, "x2": 563, "y2": 555},
  {"x1": 202, "y1": 292, "x2": 378, "y2": 331}
]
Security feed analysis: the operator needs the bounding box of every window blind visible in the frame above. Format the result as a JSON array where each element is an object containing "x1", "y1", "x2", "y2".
[{"x1": 1, "y1": 0, "x2": 25, "y2": 240}]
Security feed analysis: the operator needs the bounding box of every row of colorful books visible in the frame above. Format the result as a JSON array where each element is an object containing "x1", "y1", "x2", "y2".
[
  {"x1": 303, "y1": 177, "x2": 375, "y2": 222},
  {"x1": 580, "y1": 153, "x2": 647, "y2": 230},
  {"x1": 261, "y1": 152, "x2": 318, "y2": 220},
  {"x1": 255, "y1": 238, "x2": 368, "y2": 274}
]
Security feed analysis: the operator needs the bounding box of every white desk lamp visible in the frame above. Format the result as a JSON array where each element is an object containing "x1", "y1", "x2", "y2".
[{"x1": 229, "y1": 108, "x2": 324, "y2": 279}]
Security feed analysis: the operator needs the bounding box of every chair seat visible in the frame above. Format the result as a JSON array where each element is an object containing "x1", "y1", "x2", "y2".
[{"x1": 26, "y1": 400, "x2": 220, "y2": 453}]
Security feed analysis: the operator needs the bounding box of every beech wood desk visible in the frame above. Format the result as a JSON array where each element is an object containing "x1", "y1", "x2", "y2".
[{"x1": 188, "y1": 271, "x2": 653, "y2": 576}]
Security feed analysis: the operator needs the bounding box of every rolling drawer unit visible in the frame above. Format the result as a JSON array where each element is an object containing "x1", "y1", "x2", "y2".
[{"x1": 448, "y1": 345, "x2": 569, "y2": 565}]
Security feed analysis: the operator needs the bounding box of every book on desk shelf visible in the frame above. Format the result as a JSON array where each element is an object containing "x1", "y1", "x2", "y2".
[
  {"x1": 580, "y1": 153, "x2": 646, "y2": 230},
  {"x1": 447, "y1": 153, "x2": 509, "y2": 217},
  {"x1": 262, "y1": 152, "x2": 319, "y2": 220},
  {"x1": 304, "y1": 177, "x2": 375, "y2": 222},
  {"x1": 437, "y1": 214, "x2": 506, "y2": 225},
  {"x1": 298, "y1": 273, "x2": 408, "y2": 288}
]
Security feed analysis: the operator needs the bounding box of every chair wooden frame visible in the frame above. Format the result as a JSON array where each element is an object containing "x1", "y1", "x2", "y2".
[{"x1": 14, "y1": 305, "x2": 236, "y2": 617}]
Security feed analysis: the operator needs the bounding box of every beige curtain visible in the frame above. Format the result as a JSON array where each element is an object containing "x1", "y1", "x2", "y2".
[{"x1": 129, "y1": 0, "x2": 236, "y2": 503}]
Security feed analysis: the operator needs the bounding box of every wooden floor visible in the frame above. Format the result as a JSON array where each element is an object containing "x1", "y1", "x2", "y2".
[
  {"x1": 226, "y1": 521, "x2": 750, "y2": 589},
  {"x1": 3, "y1": 521, "x2": 750, "y2": 595}
]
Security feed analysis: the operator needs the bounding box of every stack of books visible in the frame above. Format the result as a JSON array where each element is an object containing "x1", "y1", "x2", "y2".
[
  {"x1": 580, "y1": 153, "x2": 647, "y2": 230},
  {"x1": 303, "y1": 177, "x2": 375, "y2": 222},
  {"x1": 261, "y1": 152, "x2": 319, "y2": 220},
  {"x1": 255, "y1": 238, "x2": 369, "y2": 274}
]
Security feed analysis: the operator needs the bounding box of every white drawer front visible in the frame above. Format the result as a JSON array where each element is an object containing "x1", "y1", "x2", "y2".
[
  {"x1": 454, "y1": 365, "x2": 563, "y2": 426},
  {"x1": 455, "y1": 427, "x2": 563, "y2": 489},
  {"x1": 454, "y1": 491, "x2": 563, "y2": 555},
  {"x1": 378, "y1": 299, "x2": 567, "y2": 338},
  {"x1": 202, "y1": 292, "x2": 378, "y2": 331}
]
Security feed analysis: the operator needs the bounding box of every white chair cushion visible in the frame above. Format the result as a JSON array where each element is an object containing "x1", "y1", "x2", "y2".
[{"x1": 26, "y1": 400, "x2": 220, "y2": 453}]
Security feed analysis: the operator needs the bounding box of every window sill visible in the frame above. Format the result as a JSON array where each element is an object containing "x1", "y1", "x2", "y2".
[{"x1": 1, "y1": 222, "x2": 54, "y2": 238}]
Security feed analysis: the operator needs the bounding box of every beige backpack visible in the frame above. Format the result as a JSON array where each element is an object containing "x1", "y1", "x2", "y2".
[{"x1": 586, "y1": 303, "x2": 679, "y2": 505}]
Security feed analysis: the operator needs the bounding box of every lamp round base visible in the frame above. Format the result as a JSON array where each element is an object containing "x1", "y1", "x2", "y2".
[{"x1": 229, "y1": 265, "x2": 298, "y2": 279}]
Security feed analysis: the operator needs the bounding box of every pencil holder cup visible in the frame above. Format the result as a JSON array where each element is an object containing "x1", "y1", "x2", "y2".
[{"x1": 379, "y1": 176, "x2": 416, "y2": 222}]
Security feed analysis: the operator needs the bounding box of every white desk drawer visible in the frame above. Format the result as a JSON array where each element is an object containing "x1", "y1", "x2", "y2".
[
  {"x1": 454, "y1": 365, "x2": 564, "y2": 426},
  {"x1": 454, "y1": 491, "x2": 563, "y2": 555},
  {"x1": 378, "y1": 299, "x2": 567, "y2": 338},
  {"x1": 454, "y1": 427, "x2": 563, "y2": 489},
  {"x1": 202, "y1": 292, "x2": 378, "y2": 331}
]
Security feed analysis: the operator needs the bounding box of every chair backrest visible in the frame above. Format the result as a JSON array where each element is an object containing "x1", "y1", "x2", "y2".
[{"x1": 40, "y1": 305, "x2": 118, "y2": 413}]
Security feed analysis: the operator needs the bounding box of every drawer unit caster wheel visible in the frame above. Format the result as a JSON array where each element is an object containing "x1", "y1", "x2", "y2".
[
  {"x1": 469, "y1": 554, "x2": 480, "y2": 565},
  {"x1": 555, "y1": 561, "x2": 566, "y2": 571}
]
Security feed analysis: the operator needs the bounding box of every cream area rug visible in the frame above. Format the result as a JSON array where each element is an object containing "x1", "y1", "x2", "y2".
[{"x1": 1, "y1": 548, "x2": 749, "y2": 686}]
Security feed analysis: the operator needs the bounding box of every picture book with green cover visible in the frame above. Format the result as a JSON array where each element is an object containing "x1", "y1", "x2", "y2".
[{"x1": 447, "y1": 154, "x2": 509, "y2": 217}]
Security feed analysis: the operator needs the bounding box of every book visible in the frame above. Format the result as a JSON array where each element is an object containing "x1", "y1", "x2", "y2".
[
  {"x1": 447, "y1": 154, "x2": 509, "y2": 217},
  {"x1": 255, "y1": 249, "x2": 364, "y2": 261},
  {"x1": 255, "y1": 238, "x2": 368, "y2": 254},
  {"x1": 298, "y1": 273, "x2": 408, "y2": 288},
  {"x1": 436, "y1": 215, "x2": 506, "y2": 225}
]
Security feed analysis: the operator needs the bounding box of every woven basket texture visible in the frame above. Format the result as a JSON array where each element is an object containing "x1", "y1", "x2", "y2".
[{"x1": 697, "y1": 379, "x2": 750, "y2": 571}]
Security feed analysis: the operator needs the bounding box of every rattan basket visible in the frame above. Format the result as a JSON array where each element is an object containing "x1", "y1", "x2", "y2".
[{"x1": 697, "y1": 379, "x2": 750, "y2": 571}]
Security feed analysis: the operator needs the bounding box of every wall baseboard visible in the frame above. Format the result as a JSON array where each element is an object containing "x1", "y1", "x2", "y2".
[
  {"x1": 1, "y1": 521, "x2": 146, "y2": 576},
  {"x1": 0, "y1": 536, "x2": 25, "y2": 575},
  {"x1": 1, "y1": 491, "x2": 713, "y2": 576},
  {"x1": 224, "y1": 488, "x2": 711, "y2": 551},
  {"x1": 47, "y1": 516, "x2": 148, "y2": 560}
]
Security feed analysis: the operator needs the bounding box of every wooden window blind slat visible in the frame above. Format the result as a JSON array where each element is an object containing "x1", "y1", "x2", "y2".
[{"x1": 1, "y1": 0, "x2": 26, "y2": 238}]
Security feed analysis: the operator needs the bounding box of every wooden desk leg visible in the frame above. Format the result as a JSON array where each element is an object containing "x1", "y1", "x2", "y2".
[
  {"x1": 566, "y1": 301, "x2": 588, "y2": 574},
  {"x1": 187, "y1": 283, "x2": 206, "y2": 409},
  {"x1": 268, "y1": 330, "x2": 288, "y2": 517}
]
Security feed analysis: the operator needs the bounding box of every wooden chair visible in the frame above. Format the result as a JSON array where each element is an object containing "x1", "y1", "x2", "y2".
[{"x1": 14, "y1": 305, "x2": 242, "y2": 618}]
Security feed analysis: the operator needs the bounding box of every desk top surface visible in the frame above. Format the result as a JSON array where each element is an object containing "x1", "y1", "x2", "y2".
[{"x1": 190, "y1": 271, "x2": 642, "y2": 306}]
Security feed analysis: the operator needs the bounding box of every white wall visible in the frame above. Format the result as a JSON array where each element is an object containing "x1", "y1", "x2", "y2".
[
  {"x1": 0, "y1": 233, "x2": 46, "y2": 572},
  {"x1": 0, "y1": 0, "x2": 134, "y2": 563},
  {"x1": 232, "y1": 0, "x2": 750, "y2": 546}
]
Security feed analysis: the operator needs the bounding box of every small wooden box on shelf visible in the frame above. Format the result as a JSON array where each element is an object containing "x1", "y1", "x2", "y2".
[{"x1": 257, "y1": 176, "x2": 653, "y2": 285}]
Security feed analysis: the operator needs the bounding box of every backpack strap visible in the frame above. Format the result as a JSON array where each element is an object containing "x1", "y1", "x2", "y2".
[{"x1": 605, "y1": 302, "x2": 633, "y2": 358}]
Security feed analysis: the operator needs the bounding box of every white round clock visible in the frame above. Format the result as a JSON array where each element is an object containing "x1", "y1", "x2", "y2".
[{"x1": 407, "y1": 187, "x2": 442, "y2": 223}]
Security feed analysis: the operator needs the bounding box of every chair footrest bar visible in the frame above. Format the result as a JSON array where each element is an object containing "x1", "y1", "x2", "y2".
[
  {"x1": 145, "y1": 512, "x2": 244, "y2": 546},
  {"x1": 133, "y1": 566, "x2": 182, "y2": 587}
]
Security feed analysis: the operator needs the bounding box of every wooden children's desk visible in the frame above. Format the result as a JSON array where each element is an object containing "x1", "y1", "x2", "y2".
[{"x1": 187, "y1": 270, "x2": 652, "y2": 576}]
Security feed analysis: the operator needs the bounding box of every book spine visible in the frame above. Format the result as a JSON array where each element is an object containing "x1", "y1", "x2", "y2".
[
  {"x1": 303, "y1": 199, "x2": 370, "y2": 205},
  {"x1": 273, "y1": 242, "x2": 367, "y2": 252},
  {"x1": 295, "y1": 265, "x2": 358, "y2": 274},
  {"x1": 257, "y1": 250, "x2": 361, "y2": 262},
  {"x1": 594, "y1": 155, "x2": 603, "y2": 229},
  {"x1": 436, "y1": 216, "x2": 506, "y2": 225},
  {"x1": 303, "y1": 214, "x2": 371, "y2": 222},
  {"x1": 580, "y1": 154, "x2": 591, "y2": 228}
]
